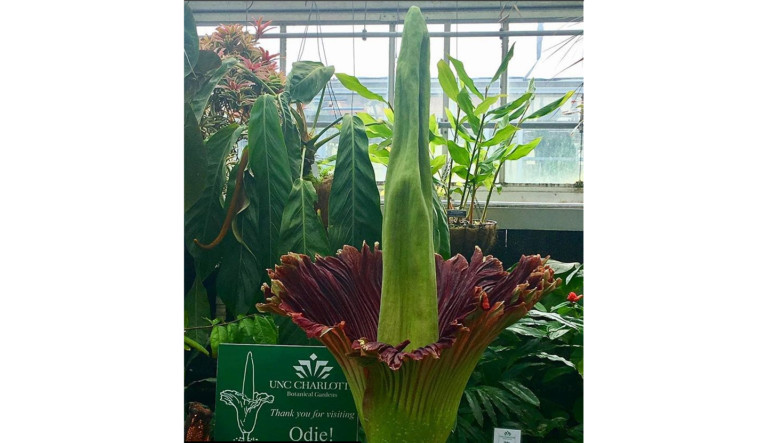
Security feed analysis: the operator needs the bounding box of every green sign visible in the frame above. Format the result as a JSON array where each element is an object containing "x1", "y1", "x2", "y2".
[{"x1": 214, "y1": 343, "x2": 359, "y2": 442}]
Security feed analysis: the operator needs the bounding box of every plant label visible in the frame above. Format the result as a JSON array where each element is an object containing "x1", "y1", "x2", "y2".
[
  {"x1": 493, "y1": 427, "x2": 522, "y2": 443},
  {"x1": 214, "y1": 344, "x2": 359, "y2": 442}
]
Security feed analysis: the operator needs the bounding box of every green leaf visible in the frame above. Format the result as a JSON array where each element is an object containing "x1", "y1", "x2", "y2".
[
  {"x1": 286, "y1": 61, "x2": 336, "y2": 104},
  {"x1": 216, "y1": 241, "x2": 261, "y2": 317},
  {"x1": 456, "y1": 88, "x2": 479, "y2": 131},
  {"x1": 184, "y1": 335, "x2": 209, "y2": 356},
  {"x1": 184, "y1": 124, "x2": 244, "y2": 279},
  {"x1": 529, "y1": 310, "x2": 582, "y2": 330},
  {"x1": 536, "y1": 352, "x2": 578, "y2": 370},
  {"x1": 183, "y1": 4, "x2": 199, "y2": 77},
  {"x1": 507, "y1": 324, "x2": 547, "y2": 338},
  {"x1": 488, "y1": 93, "x2": 532, "y2": 119},
  {"x1": 278, "y1": 93, "x2": 302, "y2": 181},
  {"x1": 383, "y1": 107, "x2": 395, "y2": 123},
  {"x1": 237, "y1": 315, "x2": 278, "y2": 344},
  {"x1": 448, "y1": 56, "x2": 482, "y2": 98},
  {"x1": 474, "y1": 95, "x2": 501, "y2": 116},
  {"x1": 210, "y1": 325, "x2": 228, "y2": 358},
  {"x1": 279, "y1": 178, "x2": 331, "y2": 257},
  {"x1": 506, "y1": 137, "x2": 542, "y2": 161},
  {"x1": 480, "y1": 124, "x2": 519, "y2": 147},
  {"x1": 491, "y1": 42, "x2": 516, "y2": 84},
  {"x1": 190, "y1": 57, "x2": 237, "y2": 123},
  {"x1": 184, "y1": 103, "x2": 207, "y2": 213},
  {"x1": 216, "y1": 175, "x2": 263, "y2": 315},
  {"x1": 192, "y1": 50, "x2": 221, "y2": 76},
  {"x1": 447, "y1": 140, "x2": 470, "y2": 166},
  {"x1": 430, "y1": 154, "x2": 446, "y2": 175},
  {"x1": 437, "y1": 59, "x2": 459, "y2": 101},
  {"x1": 328, "y1": 114, "x2": 382, "y2": 251},
  {"x1": 432, "y1": 187, "x2": 451, "y2": 260},
  {"x1": 365, "y1": 122, "x2": 392, "y2": 139},
  {"x1": 247, "y1": 95, "x2": 292, "y2": 269},
  {"x1": 335, "y1": 73, "x2": 387, "y2": 104},
  {"x1": 525, "y1": 90, "x2": 575, "y2": 120},
  {"x1": 464, "y1": 390, "x2": 484, "y2": 427},
  {"x1": 185, "y1": 277, "x2": 211, "y2": 347}
]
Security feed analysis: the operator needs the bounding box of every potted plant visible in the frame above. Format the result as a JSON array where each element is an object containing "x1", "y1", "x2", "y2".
[
  {"x1": 335, "y1": 47, "x2": 574, "y2": 260},
  {"x1": 435, "y1": 48, "x2": 574, "y2": 259}
]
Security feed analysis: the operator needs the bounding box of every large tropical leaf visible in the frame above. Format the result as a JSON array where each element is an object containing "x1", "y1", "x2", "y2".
[
  {"x1": 183, "y1": 4, "x2": 199, "y2": 77},
  {"x1": 279, "y1": 178, "x2": 331, "y2": 257},
  {"x1": 190, "y1": 57, "x2": 237, "y2": 123},
  {"x1": 184, "y1": 124, "x2": 244, "y2": 279},
  {"x1": 286, "y1": 61, "x2": 335, "y2": 104},
  {"x1": 184, "y1": 276, "x2": 211, "y2": 348},
  {"x1": 328, "y1": 114, "x2": 382, "y2": 251},
  {"x1": 247, "y1": 95, "x2": 292, "y2": 270},
  {"x1": 278, "y1": 92, "x2": 302, "y2": 180},
  {"x1": 215, "y1": 171, "x2": 264, "y2": 315},
  {"x1": 184, "y1": 103, "x2": 206, "y2": 212}
]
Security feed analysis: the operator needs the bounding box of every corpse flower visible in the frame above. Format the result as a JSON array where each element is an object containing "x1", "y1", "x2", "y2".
[{"x1": 258, "y1": 6, "x2": 560, "y2": 442}]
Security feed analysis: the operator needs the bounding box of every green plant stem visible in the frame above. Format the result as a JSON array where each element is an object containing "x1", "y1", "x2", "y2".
[
  {"x1": 479, "y1": 100, "x2": 532, "y2": 223},
  {"x1": 480, "y1": 165, "x2": 503, "y2": 223},
  {"x1": 183, "y1": 312, "x2": 262, "y2": 331},
  {"x1": 442, "y1": 107, "x2": 462, "y2": 210},
  {"x1": 459, "y1": 113, "x2": 488, "y2": 214}
]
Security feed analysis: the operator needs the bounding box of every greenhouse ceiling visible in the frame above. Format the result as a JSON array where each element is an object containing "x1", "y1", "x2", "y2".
[{"x1": 187, "y1": 1, "x2": 584, "y2": 26}]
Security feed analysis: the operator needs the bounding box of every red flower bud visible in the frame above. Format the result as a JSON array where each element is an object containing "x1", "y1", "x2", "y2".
[{"x1": 567, "y1": 291, "x2": 583, "y2": 302}]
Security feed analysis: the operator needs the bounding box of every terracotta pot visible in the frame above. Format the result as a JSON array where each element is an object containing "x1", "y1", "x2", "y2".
[{"x1": 449, "y1": 220, "x2": 498, "y2": 260}]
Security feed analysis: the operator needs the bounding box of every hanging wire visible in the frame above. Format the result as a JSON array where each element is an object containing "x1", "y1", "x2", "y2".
[
  {"x1": 311, "y1": 1, "x2": 342, "y2": 119},
  {"x1": 244, "y1": 1, "x2": 253, "y2": 32}
]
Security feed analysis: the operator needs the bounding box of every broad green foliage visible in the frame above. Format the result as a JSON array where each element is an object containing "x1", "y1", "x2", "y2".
[
  {"x1": 183, "y1": 4, "x2": 199, "y2": 76},
  {"x1": 328, "y1": 114, "x2": 382, "y2": 251},
  {"x1": 448, "y1": 260, "x2": 584, "y2": 443},
  {"x1": 184, "y1": 103, "x2": 207, "y2": 212},
  {"x1": 286, "y1": 61, "x2": 336, "y2": 104},
  {"x1": 185, "y1": 277, "x2": 211, "y2": 348},
  {"x1": 209, "y1": 315, "x2": 278, "y2": 358},
  {"x1": 279, "y1": 178, "x2": 331, "y2": 257},
  {"x1": 184, "y1": 124, "x2": 244, "y2": 278},
  {"x1": 247, "y1": 95, "x2": 292, "y2": 270}
]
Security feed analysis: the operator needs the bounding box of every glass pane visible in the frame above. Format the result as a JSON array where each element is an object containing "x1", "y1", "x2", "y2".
[
  {"x1": 286, "y1": 25, "x2": 390, "y2": 126},
  {"x1": 503, "y1": 128, "x2": 583, "y2": 184}
]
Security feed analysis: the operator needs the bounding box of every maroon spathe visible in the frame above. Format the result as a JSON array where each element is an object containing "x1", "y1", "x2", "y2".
[{"x1": 258, "y1": 243, "x2": 557, "y2": 370}]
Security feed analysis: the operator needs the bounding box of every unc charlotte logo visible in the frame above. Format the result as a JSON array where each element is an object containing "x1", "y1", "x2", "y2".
[{"x1": 294, "y1": 353, "x2": 333, "y2": 379}]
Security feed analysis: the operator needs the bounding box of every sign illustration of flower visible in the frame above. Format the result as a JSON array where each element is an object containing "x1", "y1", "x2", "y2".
[{"x1": 219, "y1": 351, "x2": 275, "y2": 441}]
